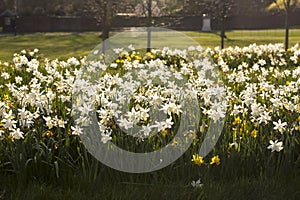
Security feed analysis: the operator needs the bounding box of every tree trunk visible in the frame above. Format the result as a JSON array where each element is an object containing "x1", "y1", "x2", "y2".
[
  {"x1": 220, "y1": 16, "x2": 227, "y2": 49},
  {"x1": 101, "y1": 0, "x2": 113, "y2": 54},
  {"x1": 220, "y1": 2, "x2": 226, "y2": 49},
  {"x1": 147, "y1": 0, "x2": 152, "y2": 52},
  {"x1": 285, "y1": 9, "x2": 289, "y2": 51},
  {"x1": 102, "y1": 0, "x2": 112, "y2": 41},
  {"x1": 221, "y1": 29, "x2": 225, "y2": 49}
]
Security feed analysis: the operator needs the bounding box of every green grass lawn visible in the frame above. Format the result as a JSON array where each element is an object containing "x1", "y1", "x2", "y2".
[
  {"x1": 0, "y1": 29, "x2": 299, "y2": 61},
  {"x1": 0, "y1": 32, "x2": 102, "y2": 61},
  {"x1": 183, "y1": 29, "x2": 300, "y2": 48}
]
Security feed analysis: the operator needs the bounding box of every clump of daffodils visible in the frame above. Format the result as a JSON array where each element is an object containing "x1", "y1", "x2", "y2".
[
  {"x1": 0, "y1": 49, "x2": 81, "y2": 141},
  {"x1": 72, "y1": 46, "x2": 227, "y2": 145},
  {"x1": 206, "y1": 43, "x2": 300, "y2": 154},
  {"x1": 0, "y1": 43, "x2": 299, "y2": 170}
]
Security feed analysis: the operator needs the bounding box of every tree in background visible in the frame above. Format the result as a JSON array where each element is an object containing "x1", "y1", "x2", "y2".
[
  {"x1": 163, "y1": 0, "x2": 184, "y2": 15},
  {"x1": 0, "y1": 0, "x2": 14, "y2": 13},
  {"x1": 134, "y1": 0, "x2": 184, "y2": 17},
  {"x1": 13, "y1": 0, "x2": 83, "y2": 16},
  {"x1": 233, "y1": 0, "x2": 274, "y2": 15},
  {"x1": 267, "y1": 0, "x2": 300, "y2": 50},
  {"x1": 84, "y1": 0, "x2": 158, "y2": 41},
  {"x1": 183, "y1": 0, "x2": 276, "y2": 48},
  {"x1": 182, "y1": 0, "x2": 208, "y2": 16},
  {"x1": 84, "y1": 0, "x2": 115, "y2": 43},
  {"x1": 182, "y1": 0, "x2": 235, "y2": 48},
  {"x1": 213, "y1": 0, "x2": 235, "y2": 49},
  {"x1": 183, "y1": 0, "x2": 274, "y2": 16},
  {"x1": 204, "y1": 0, "x2": 235, "y2": 49},
  {"x1": 135, "y1": 0, "x2": 163, "y2": 17}
]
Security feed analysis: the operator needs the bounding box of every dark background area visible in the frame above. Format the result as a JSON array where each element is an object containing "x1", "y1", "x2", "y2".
[
  {"x1": 9, "y1": 11, "x2": 300, "y2": 33},
  {"x1": 0, "y1": 0, "x2": 299, "y2": 33}
]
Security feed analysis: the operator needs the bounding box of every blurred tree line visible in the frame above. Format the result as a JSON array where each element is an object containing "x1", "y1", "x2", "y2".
[
  {"x1": 0, "y1": 0, "x2": 83, "y2": 16},
  {"x1": 1, "y1": 0, "x2": 299, "y2": 49},
  {"x1": 0, "y1": 0, "x2": 279, "y2": 17}
]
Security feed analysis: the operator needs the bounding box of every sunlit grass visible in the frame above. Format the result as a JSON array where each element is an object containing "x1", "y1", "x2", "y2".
[
  {"x1": 0, "y1": 32, "x2": 101, "y2": 60},
  {"x1": 184, "y1": 29, "x2": 300, "y2": 48},
  {"x1": 0, "y1": 29, "x2": 299, "y2": 61}
]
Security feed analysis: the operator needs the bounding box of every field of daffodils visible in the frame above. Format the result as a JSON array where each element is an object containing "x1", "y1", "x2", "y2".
[{"x1": 0, "y1": 43, "x2": 299, "y2": 179}]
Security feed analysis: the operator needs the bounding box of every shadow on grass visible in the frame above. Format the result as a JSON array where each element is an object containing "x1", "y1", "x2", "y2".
[
  {"x1": 1, "y1": 171, "x2": 300, "y2": 200},
  {"x1": 1, "y1": 158, "x2": 300, "y2": 200}
]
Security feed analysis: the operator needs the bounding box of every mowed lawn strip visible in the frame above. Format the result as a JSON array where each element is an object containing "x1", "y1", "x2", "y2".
[
  {"x1": 0, "y1": 29, "x2": 300, "y2": 61},
  {"x1": 0, "y1": 32, "x2": 101, "y2": 61}
]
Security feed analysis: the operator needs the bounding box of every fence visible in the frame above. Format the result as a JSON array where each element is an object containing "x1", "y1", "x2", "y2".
[{"x1": 15, "y1": 16, "x2": 99, "y2": 32}]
